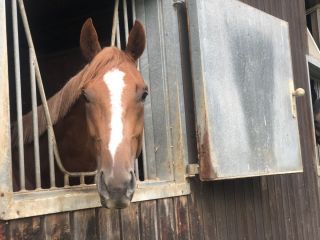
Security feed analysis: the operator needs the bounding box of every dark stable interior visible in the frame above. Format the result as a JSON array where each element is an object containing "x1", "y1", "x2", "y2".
[{"x1": 5, "y1": 0, "x2": 144, "y2": 189}]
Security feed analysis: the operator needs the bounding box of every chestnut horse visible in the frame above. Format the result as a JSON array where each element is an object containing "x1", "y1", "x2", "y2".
[{"x1": 12, "y1": 18, "x2": 147, "y2": 209}]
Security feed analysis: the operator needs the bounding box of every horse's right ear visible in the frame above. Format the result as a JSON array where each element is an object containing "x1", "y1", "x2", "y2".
[{"x1": 80, "y1": 18, "x2": 102, "y2": 62}]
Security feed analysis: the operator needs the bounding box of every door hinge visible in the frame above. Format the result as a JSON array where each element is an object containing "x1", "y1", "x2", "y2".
[{"x1": 186, "y1": 164, "x2": 199, "y2": 177}]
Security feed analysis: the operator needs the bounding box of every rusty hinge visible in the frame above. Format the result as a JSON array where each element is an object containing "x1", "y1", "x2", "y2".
[{"x1": 186, "y1": 164, "x2": 199, "y2": 177}]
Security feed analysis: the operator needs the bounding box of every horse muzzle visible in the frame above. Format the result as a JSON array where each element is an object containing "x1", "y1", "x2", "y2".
[{"x1": 97, "y1": 170, "x2": 136, "y2": 209}]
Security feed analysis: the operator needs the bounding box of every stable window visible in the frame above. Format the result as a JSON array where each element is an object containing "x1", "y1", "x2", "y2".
[{"x1": 0, "y1": 0, "x2": 190, "y2": 220}]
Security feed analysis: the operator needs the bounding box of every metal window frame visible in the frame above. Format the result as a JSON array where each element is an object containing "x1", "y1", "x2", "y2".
[
  {"x1": 306, "y1": 55, "x2": 320, "y2": 176},
  {"x1": 0, "y1": 0, "x2": 191, "y2": 220}
]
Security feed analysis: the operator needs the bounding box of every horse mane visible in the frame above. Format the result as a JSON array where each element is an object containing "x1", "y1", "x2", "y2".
[{"x1": 12, "y1": 47, "x2": 128, "y2": 146}]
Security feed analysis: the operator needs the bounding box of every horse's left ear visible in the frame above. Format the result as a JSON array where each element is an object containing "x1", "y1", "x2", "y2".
[
  {"x1": 126, "y1": 20, "x2": 146, "y2": 61},
  {"x1": 80, "y1": 18, "x2": 102, "y2": 62}
]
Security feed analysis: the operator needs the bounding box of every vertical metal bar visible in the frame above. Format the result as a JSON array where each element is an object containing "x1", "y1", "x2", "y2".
[
  {"x1": 80, "y1": 175, "x2": 85, "y2": 185},
  {"x1": 111, "y1": 0, "x2": 119, "y2": 46},
  {"x1": 142, "y1": 131, "x2": 148, "y2": 179},
  {"x1": 48, "y1": 128, "x2": 55, "y2": 187},
  {"x1": 131, "y1": 0, "x2": 139, "y2": 71},
  {"x1": 131, "y1": 0, "x2": 148, "y2": 180},
  {"x1": 29, "y1": 49, "x2": 41, "y2": 189},
  {"x1": 0, "y1": 0, "x2": 14, "y2": 196},
  {"x1": 116, "y1": 18, "x2": 121, "y2": 49},
  {"x1": 64, "y1": 174, "x2": 69, "y2": 187},
  {"x1": 134, "y1": 159, "x2": 139, "y2": 181},
  {"x1": 123, "y1": 0, "x2": 129, "y2": 43},
  {"x1": 131, "y1": 0, "x2": 136, "y2": 20},
  {"x1": 12, "y1": 0, "x2": 25, "y2": 191}
]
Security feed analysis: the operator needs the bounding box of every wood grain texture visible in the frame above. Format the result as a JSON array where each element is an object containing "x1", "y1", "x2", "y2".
[
  {"x1": 188, "y1": 179, "x2": 204, "y2": 240},
  {"x1": 8, "y1": 217, "x2": 43, "y2": 240},
  {"x1": 0, "y1": 221, "x2": 8, "y2": 240},
  {"x1": 120, "y1": 203, "x2": 140, "y2": 240},
  {"x1": 71, "y1": 209, "x2": 97, "y2": 240},
  {"x1": 43, "y1": 213, "x2": 71, "y2": 240},
  {"x1": 97, "y1": 208, "x2": 121, "y2": 240},
  {"x1": 174, "y1": 196, "x2": 190, "y2": 240},
  {"x1": 139, "y1": 200, "x2": 158, "y2": 240},
  {"x1": 157, "y1": 198, "x2": 175, "y2": 240}
]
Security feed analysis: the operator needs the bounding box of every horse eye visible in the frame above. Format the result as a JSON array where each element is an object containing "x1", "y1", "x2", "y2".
[{"x1": 141, "y1": 91, "x2": 148, "y2": 102}]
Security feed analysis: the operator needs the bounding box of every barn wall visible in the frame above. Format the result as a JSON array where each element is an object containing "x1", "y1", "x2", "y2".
[{"x1": 1, "y1": 0, "x2": 320, "y2": 239}]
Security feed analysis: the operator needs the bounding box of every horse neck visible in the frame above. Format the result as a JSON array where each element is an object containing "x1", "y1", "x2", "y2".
[{"x1": 53, "y1": 97, "x2": 96, "y2": 171}]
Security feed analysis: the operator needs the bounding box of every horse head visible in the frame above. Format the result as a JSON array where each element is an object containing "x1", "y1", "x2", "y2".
[{"x1": 80, "y1": 18, "x2": 147, "y2": 208}]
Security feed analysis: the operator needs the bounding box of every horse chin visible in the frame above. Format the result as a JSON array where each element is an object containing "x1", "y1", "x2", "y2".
[{"x1": 100, "y1": 195, "x2": 131, "y2": 209}]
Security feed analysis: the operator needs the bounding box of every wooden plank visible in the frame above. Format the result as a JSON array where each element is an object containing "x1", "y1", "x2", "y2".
[
  {"x1": 224, "y1": 180, "x2": 237, "y2": 240},
  {"x1": 174, "y1": 196, "x2": 190, "y2": 240},
  {"x1": 259, "y1": 177, "x2": 272, "y2": 240},
  {"x1": 252, "y1": 178, "x2": 265, "y2": 239},
  {"x1": 43, "y1": 212, "x2": 71, "y2": 240},
  {"x1": 234, "y1": 180, "x2": 249, "y2": 239},
  {"x1": 0, "y1": 221, "x2": 8, "y2": 240},
  {"x1": 97, "y1": 208, "x2": 121, "y2": 240},
  {"x1": 120, "y1": 203, "x2": 140, "y2": 240},
  {"x1": 187, "y1": 179, "x2": 204, "y2": 240},
  {"x1": 283, "y1": 176, "x2": 300, "y2": 240},
  {"x1": 201, "y1": 182, "x2": 217, "y2": 240},
  {"x1": 272, "y1": 176, "x2": 286, "y2": 240},
  {"x1": 212, "y1": 181, "x2": 227, "y2": 239},
  {"x1": 71, "y1": 209, "x2": 97, "y2": 240},
  {"x1": 157, "y1": 198, "x2": 175, "y2": 240},
  {"x1": 139, "y1": 200, "x2": 158, "y2": 240},
  {"x1": 8, "y1": 217, "x2": 44, "y2": 240},
  {"x1": 266, "y1": 177, "x2": 281, "y2": 239},
  {"x1": 243, "y1": 179, "x2": 258, "y2": 240}
]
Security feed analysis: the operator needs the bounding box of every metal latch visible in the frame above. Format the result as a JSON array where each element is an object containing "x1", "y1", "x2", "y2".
[
  {"x1": 186, "y1": 164, "x2": 199, "y2": 177},
  {"x1": 289, "y1": 80, "x2": 305, "y2": 118}
]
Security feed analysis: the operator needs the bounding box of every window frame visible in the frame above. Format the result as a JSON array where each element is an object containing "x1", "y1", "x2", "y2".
[{"x1": 0, "y1": 0, "x2": 191, "y2": 220}]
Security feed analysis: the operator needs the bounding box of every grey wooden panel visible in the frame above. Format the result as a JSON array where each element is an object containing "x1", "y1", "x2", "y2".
[{"x1": 187, "y1": 0, "x2": 303, "y2": 180}]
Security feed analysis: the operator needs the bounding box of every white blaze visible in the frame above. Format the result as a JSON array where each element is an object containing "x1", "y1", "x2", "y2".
[{"x1": 103, "y1": 69, "x2": 125, "y2": 165}]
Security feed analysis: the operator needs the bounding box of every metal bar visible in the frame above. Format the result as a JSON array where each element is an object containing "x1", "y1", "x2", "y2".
[
  {"x1": 29, "y1": 49, "x2": 41, "y2": 189},
  {"x1": 48, "y1": 128, "x2": 55, "y2": 187},
  {"x1": 12, "y1": 0, "x2": 25, "y2": 191},
  {"x1": 134, "y1": 158, "x2": 139, "y2": 180},
  {"x1": 0, "y1": 0, "x2": 13, "y2": 194},
  {"x1": 17, "y1": 0, "x2": 97, "y2": 177},
  {"x1": 131, "y1": 0, "x2": 136, "y2": 20},
  {"x1": 131, "y1": 0, "x2": 139, "y2": 71},
  {"x1": 116, "y1": 17, "x2": 121, "y2": 48},
  {"x1": 123, "y1": 0, "x2": 129, "y2": 43},
  {"x1": 64, "y1": 174, "x2": 69, "y2": 187},
  {"x1": 142, "y1": 131, "x2": 148, "y2": 179},
  {"x1": 111, "y1": 0, "x2": 119, "y2": 46},
  {"x1": 80, "y1": 175, "x2": 85, "y2": 185}
]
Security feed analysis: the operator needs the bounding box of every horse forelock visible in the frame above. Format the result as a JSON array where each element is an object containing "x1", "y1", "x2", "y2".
[{"x1": 12, "y1": 47, "x2": 128, "y2": 147}]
